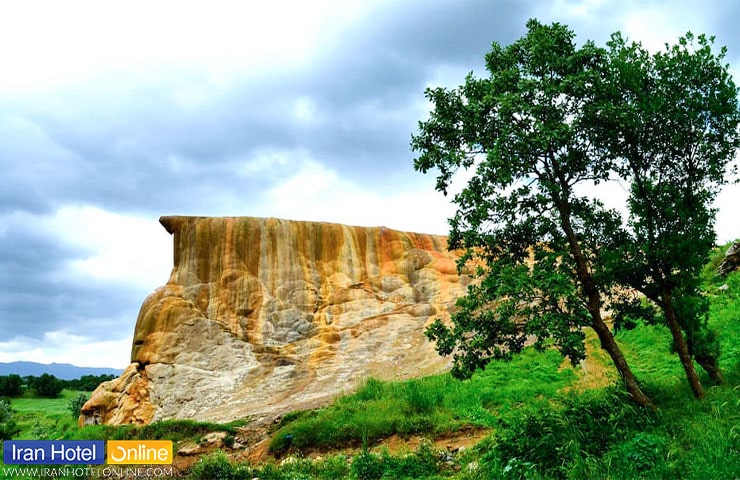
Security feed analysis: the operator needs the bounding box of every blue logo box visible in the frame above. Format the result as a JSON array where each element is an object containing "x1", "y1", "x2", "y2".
[{"x1": 3, "y1": 440, "x2": 105, "y2": 464}]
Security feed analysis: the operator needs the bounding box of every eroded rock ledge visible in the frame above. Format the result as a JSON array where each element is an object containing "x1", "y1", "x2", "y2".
[{"x1": 81, "y1": 216, "x2": 466, "y2": 425}]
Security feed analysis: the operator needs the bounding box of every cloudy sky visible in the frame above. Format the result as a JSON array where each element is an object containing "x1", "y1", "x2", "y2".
[{"x1": 1, "y1": 0, "x2": 739, "y2": 368}]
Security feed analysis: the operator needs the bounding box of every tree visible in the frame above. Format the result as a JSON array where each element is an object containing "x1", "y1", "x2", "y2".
[
  {"x1": 31, "y1": 373, "x2": 64, "y2": 398},
  {"x1": 0, "y1": 374, "x2": 23, "y2": 397},
  {"x1": 592, "y1": 32, "x2": 740, "y2": 396},
  {"x1": 411, "y1": 19, "x2": 653, "y2": 408},
  {"x1": 66, "y1": 374, "x2": 116, "y2": 392}
]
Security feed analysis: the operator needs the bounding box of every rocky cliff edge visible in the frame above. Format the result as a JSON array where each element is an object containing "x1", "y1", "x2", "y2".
[{"x1": 81, "y1": 216, "x2": 466, "y2": 426}]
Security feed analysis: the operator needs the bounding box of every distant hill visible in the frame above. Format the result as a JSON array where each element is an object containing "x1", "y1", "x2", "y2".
[{"x1": 0, "y1": 361, "x2": 123, "y2": 380}]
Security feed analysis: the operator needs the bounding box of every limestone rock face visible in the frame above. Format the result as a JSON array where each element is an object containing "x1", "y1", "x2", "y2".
[{"x1": 81, "y1": 216, "x2": 466, "y2": 425}]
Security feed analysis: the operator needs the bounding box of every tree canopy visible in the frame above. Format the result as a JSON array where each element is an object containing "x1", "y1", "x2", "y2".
[
  {"x1": 592, "y1": 31, "x2": 740, "y2": 397},
  {"x1": 30, "y1": 373, "x2": 64, "y2": 398},
  {"x1": 412, "y1": 19, "x2": 739, "y2": 405},
  {"x1": 0, "y1": 374, "x2": 23, "y2": 397},
  {"x1": 412, "y1": 19, "x2": 652, "y2": 407}
]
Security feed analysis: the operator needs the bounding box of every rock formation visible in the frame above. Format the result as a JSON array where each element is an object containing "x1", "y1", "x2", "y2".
[
  {"x1": 81, "y1": 216, "x2": 466, "y2": 426},
  {"x1": 718, "y1": 242, "x2": 740, "y2": 276}
]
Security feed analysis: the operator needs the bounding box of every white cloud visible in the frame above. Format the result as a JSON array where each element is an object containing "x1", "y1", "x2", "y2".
[
  {"x1": 549, "y1": 0, "x2": 609, "y2": 19},
  {"x1": 714, "y1": 184, "x2": 740, "y2": 243},
  {"x1": 3, "y1": 1, "x2": 740, "y2": 372},
  {"x1": 263, "y1": 156, "x2": 456, "y2": 234},
  {"x1": 37, "y1": 205, "x2": 172, "y2": 290},
  {"x1": 0, "y1": 333, "x2": 131, "y2": 369},
  {"x1": 0, "y1": 0, "x2": 373, "y2": 92},
  {"x1": 236, "y1": 149, "x2": 293, "y2": 178},
  {"x1": 293, "y1": 97, "x2": 321, "y2": 125},
  {"x1": 621, "y1": 3, "x2": 711, "y2": 52}
]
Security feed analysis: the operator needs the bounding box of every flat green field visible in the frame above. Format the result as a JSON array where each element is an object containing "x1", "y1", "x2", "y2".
[{"x1": 10, "y1": 390, "x2": 87, "y2": 440}]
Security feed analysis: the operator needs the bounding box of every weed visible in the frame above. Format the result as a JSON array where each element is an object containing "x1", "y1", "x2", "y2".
[
  {"x1": 189, "y1": 450, "x2": 251, "y2": 480},
  {"x1": 67, "y1": 393, "x2": 88, "y2": 419}
]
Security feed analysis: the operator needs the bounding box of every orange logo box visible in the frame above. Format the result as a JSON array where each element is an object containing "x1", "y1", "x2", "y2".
[{"x1": 106, "y1": 440, "x2": 173, "y2": 465}]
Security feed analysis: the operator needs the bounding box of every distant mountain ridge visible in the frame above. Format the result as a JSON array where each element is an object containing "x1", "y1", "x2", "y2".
[{"x1": 0, "y1": 361, "x2": 123, "y2": 380}]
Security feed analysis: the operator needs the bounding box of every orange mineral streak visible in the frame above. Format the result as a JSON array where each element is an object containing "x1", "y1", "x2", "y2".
[{"x1": 80, "y1": 216, "x2": 466, "y2": 426}]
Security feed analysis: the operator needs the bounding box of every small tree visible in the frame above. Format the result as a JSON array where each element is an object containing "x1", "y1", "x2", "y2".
[
  {"x1": 68, "y1": 393, "x2": 90, "y2": 419},
  {"x1": 592, "y1": 32, "x2": 740, "y2": 395},
  {"x1": 31, "y1": 373, "x2": 64, "y2": 398},
  {"x1": 0, "y1": 398, "x2": 19, "y2": 440},
  {"x1": 412, "y1": 19, "x2": 653, "y2": 408}
]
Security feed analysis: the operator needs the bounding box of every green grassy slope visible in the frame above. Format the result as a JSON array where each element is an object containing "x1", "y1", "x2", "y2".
[
  {"x1": 2, "y1": 249, "x2": 739, "y2": 479},
  {"x1": 255, "y1": 254, "x2": 740, "y2": 479}
]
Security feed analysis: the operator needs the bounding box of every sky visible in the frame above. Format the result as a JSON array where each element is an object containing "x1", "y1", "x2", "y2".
[{"x1": 1, "y1": 0, "x2": 739, "y2": 369}]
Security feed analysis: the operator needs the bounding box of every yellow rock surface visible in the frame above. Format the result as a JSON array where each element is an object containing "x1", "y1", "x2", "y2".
[{"x1": 81, "y1": 216, "x2": 466, "y2": 425}]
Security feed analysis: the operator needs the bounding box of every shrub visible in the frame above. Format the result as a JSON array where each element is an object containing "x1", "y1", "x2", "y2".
[
  {"x1": 382, "y1": 441, "x2": 442, "y2": 479},
  {"x1": 254, "y1": 455, "x2": 350, "y2": 480},
  {"x1": 355, "y1": 377, "x2": 386, "y2": 402},
  {"x1": 490, "y1": 388, "x2": 656, "y2": 478},
  {"x1": 0, "y1": 398, "x2": 19, "y2": 440},
  {"x1": 68, "y1": 393, "x2": 89, "y2": 419},
  {"x1": 188, "y1": 450, "x2": 251, "y2": 480},
  {"x1": 403, "y1": 380, "x2": 443, "y2": 415},
  {"x1": 350, "y1": 450, "x2": 384, "y2": 480},
  {"x1": 614, "y1": 432, "x2": 667, "y2": 472}
]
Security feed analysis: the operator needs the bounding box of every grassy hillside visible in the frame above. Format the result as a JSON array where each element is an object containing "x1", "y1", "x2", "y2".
[
  {"x1": 220, "y1": 251, "x2": 740, "y2": 479},
  {"x1": 2, "y1": 249, "x2": 739, "y2": 479}
]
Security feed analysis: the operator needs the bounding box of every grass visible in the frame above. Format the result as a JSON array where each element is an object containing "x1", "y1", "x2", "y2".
[
  {"x1": 68, "y1": 417, "x2": 246, "y2": 444},
  {"x1": 1, "y1": 390, "x2": 247, "y2": 480},
  {"x1": 5, "y1": 388, "x2": 246, "y2": 443},
  {"x1": 3, "y1": 246, "x2": 740, "y2": 479},
  {"x1": 259, "y1": 250, "x2": 740, "y2": 478},
  {"x1": 10, "y1": 389, "x2": 87, "y2": 441},
  {"x1": 268, "y1": 348, "x2": 577, "y2": 455}
]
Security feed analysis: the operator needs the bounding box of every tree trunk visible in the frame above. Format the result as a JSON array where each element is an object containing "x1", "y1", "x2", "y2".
[
  {"x1": 554, "y1": 194, "x2": 655, "y2": 409},
  {"x1": 697, "y1": 359, "x2": 724, "y2": 385},
  {"x1": 590, "y1": 314, "x2": 655, "y2": 408},
  {"x1": 660, "y1": 289, "x2": 706, "y2": 399}
]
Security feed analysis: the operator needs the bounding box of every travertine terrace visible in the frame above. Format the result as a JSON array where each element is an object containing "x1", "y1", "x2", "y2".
[{"x1": 81, "y1": 216, "x2": 466, "y2": 425}]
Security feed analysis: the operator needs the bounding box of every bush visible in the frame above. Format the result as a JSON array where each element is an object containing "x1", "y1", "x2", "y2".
[
  {"x1": 350, "y1": 450, "x2": 384, "y2": 480},
  {"x1": 489, "y1": 388, "x2": 656, "y2": 478},
  {"x1": 0, "y1": 398, "x2": 20, "y2": 440},
  {"x1": 68, "y1": 393, "x2": 89, "y2": 419},
  {"x1": 382, "y1": 441, "x2": 441, "y2": 479},
  {"x1": 355, "y1": 377, "x2": 386, "y2": 402},
  {"x1": 614, "y1": 432, "x2": 667, "y2": 472},
  {"x1": 188, "y1": 450, "x2": 251, "y2": 480},
  {"x1": 403, "y1": 380, "x2": 443, "y2": 415}
]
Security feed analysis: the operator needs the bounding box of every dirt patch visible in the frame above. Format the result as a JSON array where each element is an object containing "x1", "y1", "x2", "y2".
[
  {"x1": 307, "y1": 424, "x2": 491, "y2": 460},
  {"x1": 182, "y1": 422, "x2": 491, "y2": 469},
  {"x1": 372, "y1": 426, "x2": 490, "y2": 456},
  {"x1": 561, "y1": 331, "x2": 618, "y2": 392}
]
